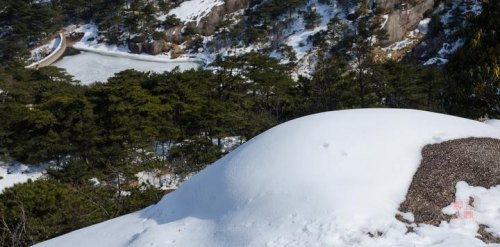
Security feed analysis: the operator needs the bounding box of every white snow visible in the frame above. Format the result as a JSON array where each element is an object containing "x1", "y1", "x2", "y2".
[
  {"x1": 418, "y1": 18, "x2": 431, "y2": 35},
  {"x1": 380, "y1": 14, "x2": 389, "y2": 29},
  {"x1": 424, "y1": 39, "x2": 464, "y2": 65},
  {"x1": 440, "y1": 181, "x2": 500, "y2": 241},
  {"x1": 485, "y1": 119, "x2": 500, "y2": 130},
  {"x1": 0, "y1": 162, "x2": 51, "y2": 193},
  {"x1": 34, "y1": 109, "x2": 500, "y2": 247},
  {"x1": 285, "y1": 1, "x2": 341, "y2": 61},
  {"x1": 168, "y1": 0, "x2": 224, "y2": 25},
  {"x1": 283, "y1": 0, "x2": 344, "y2": 78},
  {"x1": 53, "y1": 51, "x2": 200, "y2": 84}
]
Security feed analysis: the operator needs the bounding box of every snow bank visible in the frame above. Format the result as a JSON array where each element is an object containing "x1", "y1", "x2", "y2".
[{"x1": 34, "y1": 109, "x2": 500, "y2": 247}]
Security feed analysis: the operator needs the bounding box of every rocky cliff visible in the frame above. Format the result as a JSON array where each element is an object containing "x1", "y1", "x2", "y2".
[{"x1": 378, "y1": 0, "x2": 435, "y2": 45}]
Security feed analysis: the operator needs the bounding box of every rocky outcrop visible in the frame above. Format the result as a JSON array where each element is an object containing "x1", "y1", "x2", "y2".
[
  {"x1": 164, "y1": 26, "x2": 184, "y2": 44},
  {"x1": 378, "y1": 0, "x2": 435, "y2": 46},
  {"x1": 194, "y1": 0, "x2": 249, "y2": 35},
  {"x1": 162, "y1": 0, "x2": 248, "y2": 45},
  {"x1": 171, "y1": 44, "x2": 184, "y2": 59},
  {"x1": 128, "y1": 42, "x2": 143, "y2": 54},
  {"x1": 128, "y1": 35, "x2": 146, "y2": 54},
  {"x1": 144, "y1": 40, "x2": 171, "y2": 55}
]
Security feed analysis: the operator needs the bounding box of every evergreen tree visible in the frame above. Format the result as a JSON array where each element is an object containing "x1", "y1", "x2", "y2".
[{"x1": 445, "y1": 0, "x2": 499, "y2": 118}]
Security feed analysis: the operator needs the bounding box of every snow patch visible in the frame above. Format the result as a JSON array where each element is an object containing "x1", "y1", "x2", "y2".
[
  {"x1": 168, "y1": 0, "x2": 224, "y2": 25},
  {"x1": 0, "y1": 162, "x2": 52, "y2": 193}
]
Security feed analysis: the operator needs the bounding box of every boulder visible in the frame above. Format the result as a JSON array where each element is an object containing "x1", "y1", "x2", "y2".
[
  {"x1": 165, "y1": 26, "x2": 184, "y2": 44},
  {"x1": 128, "y1": 35, "x2": 146, "y2": 54},
  {"x1": 144, "y1": 40, "x2": 169, "y2": 55},
  {"x1": 171, "y1": 44, "x2": 184, "y2": 59},
  {"x1": 128, "y1": 42, "x2": 143, "y2": 54}
]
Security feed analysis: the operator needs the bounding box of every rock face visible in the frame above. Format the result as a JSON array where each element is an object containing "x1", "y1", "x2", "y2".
[
  {"x1": 399, "y1": 137, "x2": 500, "y2": 225},
  {"x1": 375, "y1": 0, "x2": 400, "y2": 10},
  {"x1": 378, "y1": 0, "x2": 435, "y2": 46}
]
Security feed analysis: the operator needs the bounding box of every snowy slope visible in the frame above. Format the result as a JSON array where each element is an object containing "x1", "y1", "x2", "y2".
[
  {"x1": 168, "y1": 0, "x2": 224, "y2": 25},
  {"x1": 34, "y1": 109, "x2": 500, "y2": 247}
]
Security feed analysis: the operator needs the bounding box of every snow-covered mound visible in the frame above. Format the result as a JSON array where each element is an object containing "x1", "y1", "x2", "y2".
[
  {"x1": 35, "y1": 109, "x2": 500, "y2": 247},
  {"x1": 485, "y1": 119, "x2": 500, "y2": 130}
]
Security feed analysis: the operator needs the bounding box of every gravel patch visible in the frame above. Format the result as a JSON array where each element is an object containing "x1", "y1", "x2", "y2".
[{"x1": 399, "y1": 138, "x2": 500, "y2": 232}]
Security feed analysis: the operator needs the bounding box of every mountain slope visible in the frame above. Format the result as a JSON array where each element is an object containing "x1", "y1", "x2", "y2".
[{"x1": 34, "y1": 109, "x2": 500, "y2": 247}]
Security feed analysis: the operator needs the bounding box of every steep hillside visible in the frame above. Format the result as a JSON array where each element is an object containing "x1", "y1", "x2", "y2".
[{"x1": 0, "y1": 0, "x2": 484, "y2": 74}]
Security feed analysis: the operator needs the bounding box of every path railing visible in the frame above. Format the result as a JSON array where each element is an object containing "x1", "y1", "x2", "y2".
[{"x1": 26, "y1": 33, "x2": 67, "y2": 69}]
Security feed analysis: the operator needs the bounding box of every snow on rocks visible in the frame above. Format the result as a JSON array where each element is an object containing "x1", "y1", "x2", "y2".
[
  {"x1": 168, "y1": 0, "x2": 225, "y2": 25},
  {"x1": 34, "y1": 109, "x2": 500, "y2": 247},
  {"x1": 136, "y1": 170, "x2": 186, "y2": 191},
  {"x1": 69, "y1": 23, "x2": 203, "y2": 63}
]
